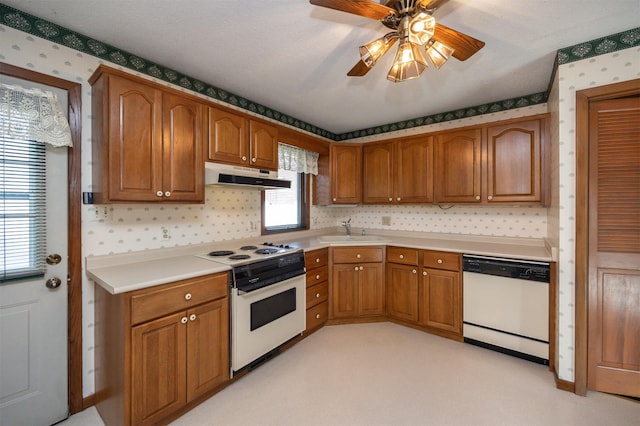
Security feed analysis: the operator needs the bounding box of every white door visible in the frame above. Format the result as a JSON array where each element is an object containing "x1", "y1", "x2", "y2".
[{"x1": 0, "y1": 77, "x2": 69, "y2": 425}]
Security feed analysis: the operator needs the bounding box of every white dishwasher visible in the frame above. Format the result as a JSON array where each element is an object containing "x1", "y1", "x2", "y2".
[{"x1": 462, "y1": 255, "x2": 550, "y2": 365}]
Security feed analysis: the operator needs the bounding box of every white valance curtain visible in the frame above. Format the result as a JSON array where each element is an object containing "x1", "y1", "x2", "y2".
[
  {"x1": 278, "y1": 143, "x2": 319, "y2": 175},
  {"x1": 0, "y1": 82, "x2": 72, "y2": 147}
]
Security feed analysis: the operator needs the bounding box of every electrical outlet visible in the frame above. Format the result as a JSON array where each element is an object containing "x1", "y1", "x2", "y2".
[
  {"x1": 91, "y1": 206, "x2": 111, "y2": 222},
  {"x1": 381, "y1": 216, "x2": 391, "y2": 226},
  {"x1": 161, "y1": 226, "x2": 171, "y2": 240}
]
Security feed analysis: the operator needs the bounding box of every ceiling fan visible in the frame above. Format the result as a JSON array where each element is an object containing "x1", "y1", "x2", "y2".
[{"x1": 310, "y1": 0, "x2": 485, "y2": 82}]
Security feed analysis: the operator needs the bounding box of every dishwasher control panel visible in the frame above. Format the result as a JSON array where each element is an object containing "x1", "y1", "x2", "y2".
[{"x1": 462, "y1": 255, "x2": 550, "y2": 283}]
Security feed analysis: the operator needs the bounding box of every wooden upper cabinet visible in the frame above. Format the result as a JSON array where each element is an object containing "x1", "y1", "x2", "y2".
[
  {"x1": 90, "y1": 66, "x2": 205, "y2": 203},
  {"x1": 486, "y1": 118, "x2": 544, "y2": 203},
  {"x1": 249, "y1": 120, "x2": 279, "y2": 170},
  {"x1": 207, "y1": 108, "x2": 248, "y2": 165},
  {"x1": 363, "y1": 142, "x2": 393, "y2": 204},
  {"x1": 434, "y1": 128, "x2": 482, "y2": 203},
  {"x1": 330, "y1": 144, "x2": 362, "y2": 204},
  {"x1": 395, "y1": 136, "x2": 434, "y2": 203},
  {"x1": 207, "y1": 108, "x2": 278, "y2": 170}
]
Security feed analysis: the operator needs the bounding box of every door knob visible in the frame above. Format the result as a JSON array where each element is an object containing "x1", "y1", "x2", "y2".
[
  {"x1": 46, "y1": 277, "x2": 62, "y2": 289},
  {"x1": 46, "y1": 254, "x2": 62, "y2": 265}
]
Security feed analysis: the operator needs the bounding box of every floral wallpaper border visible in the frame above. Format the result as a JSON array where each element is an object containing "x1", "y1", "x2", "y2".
[{"x1": 1, "y1": 3, "x2": 636, "y2": 141}]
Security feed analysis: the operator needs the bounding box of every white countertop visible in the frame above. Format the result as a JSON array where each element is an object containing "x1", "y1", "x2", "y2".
[{"x1": 86, "y1": 229, "x2": 554, "y2": 295}]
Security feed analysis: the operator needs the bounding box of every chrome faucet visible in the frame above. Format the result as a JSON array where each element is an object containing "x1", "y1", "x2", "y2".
[{"x1": 341, "y1": 218, "x2": 352, "y2": 236}]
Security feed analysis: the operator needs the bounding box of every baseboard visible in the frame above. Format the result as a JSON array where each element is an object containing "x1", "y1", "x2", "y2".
[
  {"x1": 82, "y1": 393, "x2": 96, "y2": 409},
  {"x1": 553, "y1": 367, "x2": 576, "y2": 393}
]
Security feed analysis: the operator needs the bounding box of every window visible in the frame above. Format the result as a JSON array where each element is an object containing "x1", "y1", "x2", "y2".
[
  {"x1": 0, "y1": 136, "x2": 46, "y2": 282},
  {"x1": 262, "y1": 169, "x2": 309, "y2": 233}
]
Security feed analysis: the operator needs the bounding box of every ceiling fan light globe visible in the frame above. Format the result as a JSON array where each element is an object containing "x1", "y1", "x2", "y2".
[
  {"x1": 408, "y1": 13, "x2": 435, "y2": 45},
  {"x1": 425, "y1": 40, "x2": 455, "y2": 69},
  {"x1": 359, "y1": 33, "x2": 396, "y2": 67},
  {"x1": 387, "y1": 41, "x2": 428, "y2": 82}
]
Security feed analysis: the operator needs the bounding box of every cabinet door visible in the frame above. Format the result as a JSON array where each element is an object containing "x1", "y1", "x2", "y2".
[
  {"x1": 420, "y1": 268, "x2": 461, "y2": 334},
  {"x1": 395, "y1": 136, "x2": 434, "y2": 203},
  {"x1": 435, "y1": 129, "x2": 482, "y2": 203},
  {"x1": 186, "y1": 299, "x2": 229, "y2": 402},
  {"x1": 249, "y1": 120, "x2": 279, "y2": 170},
  {"x1": 107, "y1": 75, "x2": 163, "y2": 201},
  {"x1": 486, "y1": 119, "x2": 542, "y2": 203},
  {"x1": 363, "y1": 142, "x2": 393, "y2": 204},
  {"x1": 330, "y1": 144, "x2": 362, "y2": 204},
  {"x1": 162, "y1": 93, "x2": 205, "y2": 202},
  {"x1": 359, "y1": 263, "x2": 385, "y2": 316},
  {"x1": 387, "y1": 263, "x2": 419, "y2": 322},
  {"x1": 132, "y1": 311, "x2": 187, "y2": 425},
  {"x1": 207, "y1": 108, "x2": 248, "y2": 165},
  {"x1": 331, "y1": 263, "x2": 359, "y2": 318}
]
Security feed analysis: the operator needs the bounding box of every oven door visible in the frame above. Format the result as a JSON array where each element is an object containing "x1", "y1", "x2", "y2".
[{"x1": 232, "y1": 274, "x2": 305, "y2": 373}]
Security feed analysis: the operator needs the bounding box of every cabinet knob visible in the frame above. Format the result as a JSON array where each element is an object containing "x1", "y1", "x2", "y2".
[
  {"x1": 164, "y1": 191, "x2": 171, "y2": 197},
  {"x1": 475, "y1": 195, "x2": 481, "y2": 200},
  {"x1": 488, "y1": 195, "x2": 493, "y2": 200},
  {"x1": 437, "y1": 259, "x2": 443, "y2": 264},
  {"x1": 315, "y1": 313, "x2": 321, "y2": 319},
  {"x1": 242, "y1": 156, "x2": 247, "y2": 161},
  {"x1": 423, "y1": 271, "x2": 427, "y2": 276},
  {"x1": 316, "y1": 274, "x2": 320, "y2": 280},
  {"x1": 156, "y1": 191, "x2": 163, "y2": 197},
  {"x1": 332, "y1": 198, "x2": 337, "y2": 202},
  {"x1": 356, "y1": 254, "x2": 361, "y2": 258},
  {"x1": 251, "y1": 157, "x2": 257, "y2": 162},
  {"x1": 359, "y1": 266, "x2": 364, "y2": 271},
  {"x1": 397, "y1": 197, "x2": 401, "y2": 201},
  {"x1": 316, "y1": 293, "x2": 321, "y2": 298},
  {"x1": 185, "y1": 293, "x2": 192, "y2": 300},
  {"x1": 399, "y1": 254, "x2": 404, "y2": 259},
  {"x1": 189, "y1": 314, "x2": 196, "y2": 321},
  {"x1": 389, "y1": 198, "x2": 393, "y2": 201},
  {"x1": 315, "y1": 258, "x2": 320, "y2": 263},
  {"x1": 181, "y1": 317, "x2": 188, "y2": 324},
  {"x1": 354, "y1": 266, "x2": 359, "y2": 271},
  {"x1": 412, "y1": 269, "x2": 417, "y2": 274}
]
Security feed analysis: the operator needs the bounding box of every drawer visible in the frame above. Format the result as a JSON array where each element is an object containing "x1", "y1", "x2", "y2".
[
  {"x1": 422, "y1": 250, "x2": 461, "y2": 271},
  {"x1": 306, "y1": 267, "x2": 329, "y2": 287},
  {"x1": 306, "y1": 301, "x2": 328, "y2": 332},
  {"x1": 130, "y1": 272, "x2": 229, "y2": 325},
  {"x1": 332, "y1": 246, "x2": 383, "y2": 263},
  {"x1": 306, "y1": 281, "x2": 328, "y2": 308},
  {"x1": 305, "y1": 249, "x2": 328, "y2": 270},
  {"x1": 386, "y1": 246, "x2": 419, "y2": 266}
]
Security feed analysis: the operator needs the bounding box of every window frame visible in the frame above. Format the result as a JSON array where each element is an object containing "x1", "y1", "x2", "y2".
[{"x1": 261, "y1": 171, "x2": 310, "y2": 235}]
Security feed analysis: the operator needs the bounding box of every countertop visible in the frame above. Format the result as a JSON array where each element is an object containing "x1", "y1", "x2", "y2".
[{"x1": 86, "y1": 228, "x2": 555, "y2": 295}]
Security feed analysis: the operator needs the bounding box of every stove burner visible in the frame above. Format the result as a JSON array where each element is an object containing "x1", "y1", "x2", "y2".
[
  {"x1": 229, "y1": 254, "x2": 251, "y2": 260},
  {"x1": 240, "y1": 245, "x2": 258, "y2": 250},
  {"x1": 255, "y1": 248, "x2": 279, "y2": 255},
  {"x1": 208, "y1": 250, "x2": 234, "y2": 257}
]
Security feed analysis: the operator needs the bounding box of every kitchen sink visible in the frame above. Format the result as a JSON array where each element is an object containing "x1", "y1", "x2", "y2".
[{"x1": 317, "y1": 235, "x2": 391, "y2": 245}]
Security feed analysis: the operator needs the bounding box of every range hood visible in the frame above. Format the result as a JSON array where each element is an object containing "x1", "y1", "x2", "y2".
[{"x1": 204, "y1": 162, "x2": 291, "y2": 190}]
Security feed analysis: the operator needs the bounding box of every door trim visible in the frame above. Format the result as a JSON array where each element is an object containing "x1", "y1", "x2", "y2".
[
  {"x1": 0, "y1": 62, "x2": 83, "y2": 414},
  {"x1": 574, "y1": 78, "x2": 640, "y2": 396}
]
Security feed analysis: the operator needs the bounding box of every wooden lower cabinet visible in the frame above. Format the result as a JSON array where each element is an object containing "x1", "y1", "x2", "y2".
[
  {"x1": 304, "y1": 248, "x2": 329, "y2": 332},
  {"x1": 95, "y1": 273, "x2": 230, "y2": 426},
  {"x1": 387, "y1": 263, "x2": 419, "y2": 322},
  {"x1": 419, "y1": 268, "x2": 461, "y2": 334}
]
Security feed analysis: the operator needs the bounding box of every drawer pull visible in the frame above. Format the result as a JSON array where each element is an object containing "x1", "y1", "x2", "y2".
[
  {"x1": 315, "y1": 313, "x2": 321, "y2": 319},
  {"x1": 356, "y1": 254, "x2": 361, "y2": 258},
  {"x1": 437, "y1": 259, "x2": 443, "y2": 264},
  {"x1": 316, "y1": 293, "x2": 321, "y2": 298},
  {"x1": 316, "y1": 274, "x2": 320, "y2": 280},
  {"x1": 354, "y1": 266, "x2": 359, "y2": 271},
  {"x1": 181, "y1": 317, "x2": 188, "y2": 324},
  {"x1": 316, "y1": 258, "x2": 320, "y2": 263},
  {"x1": 185, "y1": 293, "x2": 192, "y2": 300},
  {"x1": 359, "y1": 266, "x2": 364, "y2": 271},
  {"x1": 189, "y1": 314, "x2": 196, "y2": 321},
  {"x1": 399, "y1": 254, "x2": 404, "y2": 259}
]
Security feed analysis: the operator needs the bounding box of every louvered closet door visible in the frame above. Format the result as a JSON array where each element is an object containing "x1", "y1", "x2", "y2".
[{"x1": 587, "y1": 96, "x2": 640, "y2": 397}]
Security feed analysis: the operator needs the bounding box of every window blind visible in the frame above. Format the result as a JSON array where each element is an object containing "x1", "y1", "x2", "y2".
[{"x1": 0, "y1": 135, "x2": 46, "y2": 282}]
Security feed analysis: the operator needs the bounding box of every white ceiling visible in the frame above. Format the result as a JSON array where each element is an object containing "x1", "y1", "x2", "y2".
[{"x1": 5, "y1": 0, "x2": 638, "y2": 135}]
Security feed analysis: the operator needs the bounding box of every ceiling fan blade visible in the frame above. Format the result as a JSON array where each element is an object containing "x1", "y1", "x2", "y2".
[
  {"x1": 433, "y1": 23, "x2": 485, "y2": 61},
  {"x1": 417, "y1": 0, "x2": 449, "y2": 10},
  {"x1": 310, "y1": 0, "x2": 397, "y2": 21},
  {"x1": 347, "y1": 60, "x2": 372, "y2": 76}
]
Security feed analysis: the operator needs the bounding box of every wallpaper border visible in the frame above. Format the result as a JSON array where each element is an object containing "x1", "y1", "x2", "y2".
[{"x1": 1, "y1": 3, "x2": 636, "y2": 141}]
